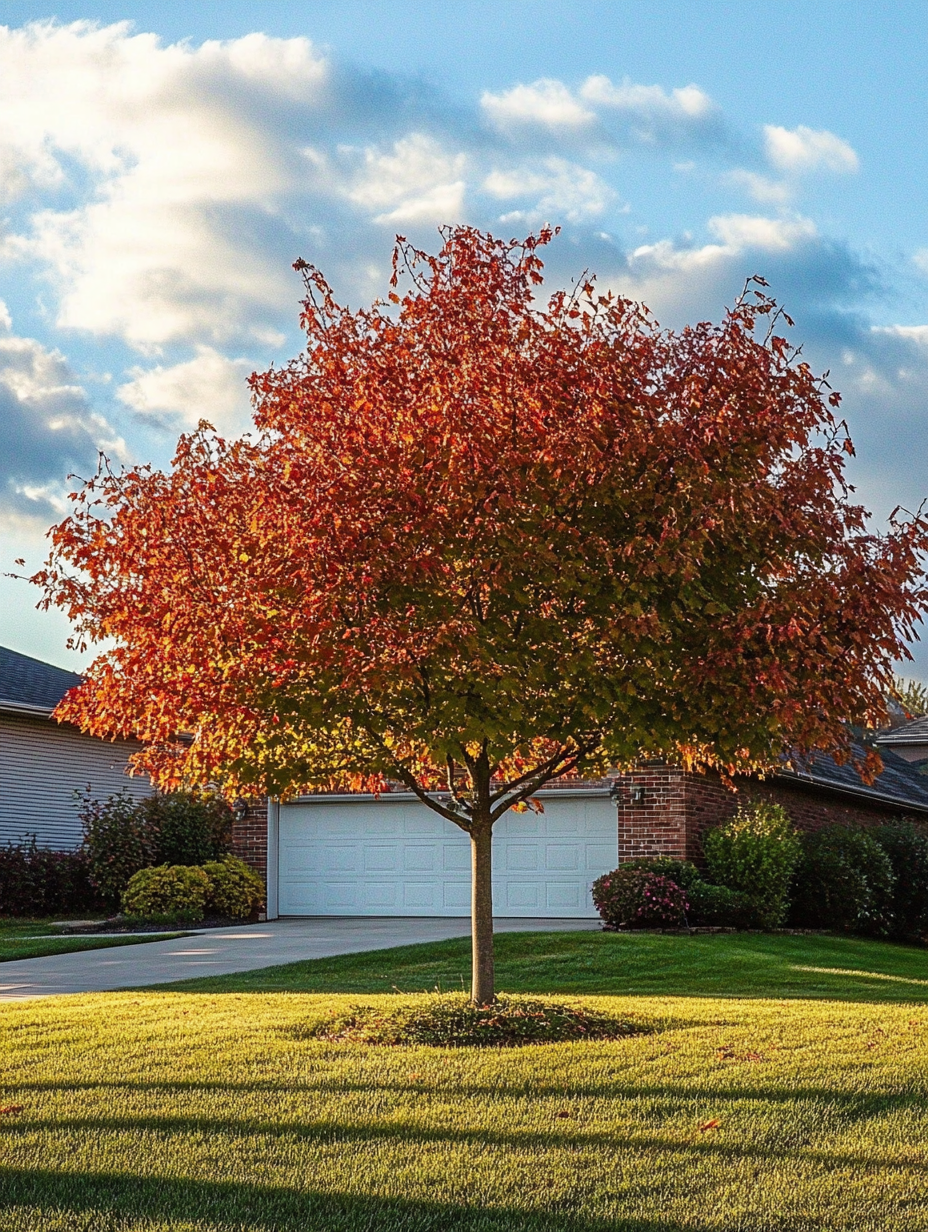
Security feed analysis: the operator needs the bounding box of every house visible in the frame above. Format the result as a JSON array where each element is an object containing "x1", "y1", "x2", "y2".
[
  {"x1": 232, "y1": 740, "x2": 928, "y2": 922},
  {"x1": 0, "y1": 646, "x2": 152, "y2": 850},
  {"x1": 875, "y1": 716, "x2": 928, "y2": 765}
]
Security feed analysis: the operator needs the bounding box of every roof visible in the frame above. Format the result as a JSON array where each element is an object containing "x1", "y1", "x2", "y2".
[
  {"x1": 779, "y1": 741, "x2": 928, "y2": 815},
  {"x1": 875, "y1": 715, "x2": 928, "y2": 748},
  {"x1": 0, "y1": 646, "x2": 83, "y2": 716}
]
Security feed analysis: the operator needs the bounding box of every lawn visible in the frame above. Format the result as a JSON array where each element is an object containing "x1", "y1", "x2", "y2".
[
  {"x1": 0, "y1": 918, "x2": 184, "y2": 963},
  {"x1": 2, "y1": 930, "x2": 928, "y2": 1231}
]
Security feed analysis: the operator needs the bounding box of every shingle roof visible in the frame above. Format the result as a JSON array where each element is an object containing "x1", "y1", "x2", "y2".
[
  {"x1": 779, "y1": 742, "x2": 928, "y2": 814},
  {"x1": 0, "y1": 645, "x2": 83, "y2": 714},
  {"x1": 875, "y1": 715, "x2": 928, "y2": 748}
]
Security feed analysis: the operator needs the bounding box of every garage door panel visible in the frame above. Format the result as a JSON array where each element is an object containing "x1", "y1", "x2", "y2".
[
  {"x1": 363, "y1": 845, "x2": 399, "y2": 872},
  {"x1": 278, "y1": 796, "x2": 617, "y2": 917}
]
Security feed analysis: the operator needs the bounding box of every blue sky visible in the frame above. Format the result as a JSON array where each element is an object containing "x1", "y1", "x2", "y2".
[{"x1": 2, "y1": 2, "x2": 927, "y2": 677}]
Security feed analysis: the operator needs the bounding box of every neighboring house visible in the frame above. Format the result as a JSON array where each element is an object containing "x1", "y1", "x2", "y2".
[
  {"x1": 0, "y1": 646, "x2": 152, "y2": 850},
  {"x1": 234, "y1": 740, "x2": 928, "y2": 922},
  {"x1": 875, "y1": 716, "x2": 928, "y2": 765}
]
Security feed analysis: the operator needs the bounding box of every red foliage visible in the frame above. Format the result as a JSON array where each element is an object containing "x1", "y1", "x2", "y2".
[{"x1": 33, "y1": 227, "x2": 928, "y2": 817}]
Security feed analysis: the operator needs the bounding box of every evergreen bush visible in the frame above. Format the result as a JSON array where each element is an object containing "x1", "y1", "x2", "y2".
[
  {"x1": 790, "y1": 825, "x2": 895, "y2": 935},
  {"x1": 121, "y1": 864, "x2": 211, "y2": 922},
  {"x1": 873, "y1": 822, "x2": 928, "y2": 940},
  {"x1": 703, "y1": 802, "x2": 801, "y2": 929},
  {"x1": 203, "y1": 856, "x2": 265, "y2": 919}
]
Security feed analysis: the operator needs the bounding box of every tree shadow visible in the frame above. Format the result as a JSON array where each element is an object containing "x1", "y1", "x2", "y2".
[{"x1": 0, "y1": 1166, "x2": 726, "y2": 1232}]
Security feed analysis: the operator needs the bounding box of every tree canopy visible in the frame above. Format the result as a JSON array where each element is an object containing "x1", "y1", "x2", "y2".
[{"x1": 35, "y1": 226, "x2": 928, "y2": 1001}]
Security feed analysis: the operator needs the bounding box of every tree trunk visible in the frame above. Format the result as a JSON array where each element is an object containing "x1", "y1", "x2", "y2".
[{"x1": 470, "y1": 817, "x2": 495, "y2": 1006}]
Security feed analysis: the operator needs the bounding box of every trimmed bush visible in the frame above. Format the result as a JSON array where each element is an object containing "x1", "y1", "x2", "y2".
[
  {"x1": 873, "y1": 822, "x2": 928, "y2": 940},
  {"x1": 203, "y1": 856, "x2": 265, "y2": 919},
  {"x1": 300, "y1": 993, "x2": 645, "y2": 1047},
  {"x1": 81, "y1": 789, "x2": 232, "y2": 905},
  {"x1": 703, "y1": 802, "x2": 801, "y2": 929},
  {"x1": 0, "y1": 837, "x2": 101, "y2": 917},
  {"x1": 592, "y1": 867, "x2": 688, "y2": 929},
  {"x1": 790, "y1": 825, "x2": 895, "y2": 935},
  {"x1": 121, "y1": 864, "x2": 210, "y2": 922},
  {"x1": 685, "y1": 880, "x2": 754, "y2": 928}
]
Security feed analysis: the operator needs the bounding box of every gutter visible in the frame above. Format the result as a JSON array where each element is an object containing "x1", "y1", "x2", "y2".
[{"x1": 0, "y1": 699, "x2": 55, "y2": 718}]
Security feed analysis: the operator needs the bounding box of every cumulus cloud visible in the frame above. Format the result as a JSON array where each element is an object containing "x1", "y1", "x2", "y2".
[
  {"x1": 484, "y1": 158, "x2": 616, "y2": 223},
  {"x1": 764, "y1": 124, "x2": 859, "y2": 174},
  {"x1": 481, "y1": 80, "x2": 595, "y2": 133},
  {"x1": 347, "y1": 134, "x2": 468, "y2": 225},
  {"x1": 116, "y1": 346, "x2": 255, "y2": 434},
  {"x1": 0, "y1": 302, "x2": 125, "y2": 517}
]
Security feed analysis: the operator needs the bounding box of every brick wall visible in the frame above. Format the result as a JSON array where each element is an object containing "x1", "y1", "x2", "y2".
[
  {"x1": 613, "y1": 763, "x2": 927, "y2": 869},
  {"x1": 613, "y1": 763, "x2": 688, "y2": 861},
  {"x1": 230, "y1": 798, "x2": 268, "y2": 881}
]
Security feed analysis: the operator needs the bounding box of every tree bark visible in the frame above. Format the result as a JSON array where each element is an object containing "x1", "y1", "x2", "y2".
[{"x1": 470, "y1": 817, "x2": 495, "y2": 1006}]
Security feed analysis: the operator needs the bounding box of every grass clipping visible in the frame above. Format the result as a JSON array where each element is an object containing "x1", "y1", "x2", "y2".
[{"x1": 299, "y1": 992, "x2": 646, "y2": 1048}]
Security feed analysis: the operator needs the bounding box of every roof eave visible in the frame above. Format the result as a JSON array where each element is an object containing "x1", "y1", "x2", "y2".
[
  {"x1": 0, "y1": 699, "x2": 56, "y2": 718},
  {"x1": 775, "y1": 768, "x2": 928, "y2": 816}
]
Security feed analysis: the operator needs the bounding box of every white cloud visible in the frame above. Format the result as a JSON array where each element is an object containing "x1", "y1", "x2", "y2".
[
  {"x1": 347, "y1": 134, "x2": 468, "y2": 225},
  {"x1": 580, "y1": 75, "x2": 713, "y2": 120},
  {"x1": 0, "y1": 306, "x2": 126, "y2": 515},
  {"x1": 0, "y1": 22, "x2": 329, "y2": 348},
  {"x1": 764, "y1": 125, "x2": 859, "y2": 174},
  {"x1": 484, "y1": 158, "x2": 615, "y2": 222},
  {"x1": 481, "y1": 80, "x2": 595, "y2": 133},
  {"x1": 116, "y1": 346, "x2": 255, "y2": 434},
  {"x1": 707, "y1": 213, "x2": 817, "y2": 251},
  {"x1": 726, "y1": 169, "x2": 792, "y2": 205}
]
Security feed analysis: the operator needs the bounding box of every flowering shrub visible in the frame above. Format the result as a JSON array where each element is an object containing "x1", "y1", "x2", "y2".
[{"x1": 592, "y1": 867, "x2": 688, "y2": 929}]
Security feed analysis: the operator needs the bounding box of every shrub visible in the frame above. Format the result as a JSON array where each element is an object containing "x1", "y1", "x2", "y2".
[
  {"x1": 299, "y1": 993, "x2": 645, "y2": 1047},
  {"x1": 80, "y1": 788, "x2": 232, "y2": 905},
  {"x1": 685, "y1": 880, "x2": 754, "y2": 928},
  {"x1": 619, "y1": 857, "x2": 702, "y2": 891},
  {"x1": 703, "y1": 802, "x2": 801, "y2": 929},
  {"x1": 121, "y1": 864, "x2": 210, "y2": 922},
  {"x1": 135, "y1": 791, "x2": 232, "y2": 866},
  {"x1": 0, "y1": 837, "x2": 102, "y2": 917},
  {"x1": 79, "y1": 789, "x2": 158, "y2": 906},
  {"x1": 592, "y1": 867, "x2": 688, "y2": 929},
  {"x1": 873, "y1": 822, "x2": 928, "y2": 940},
  {"x1": 203, "y1": 856, "x2": 265, "y2": 919},
  {"x1": 790, "y1": 826, "x2": 895, "y2": 935}
]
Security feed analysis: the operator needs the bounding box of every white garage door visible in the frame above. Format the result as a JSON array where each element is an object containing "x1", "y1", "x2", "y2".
[{"x1": 277, "y1": 793, "x2": 617, "y2": 918}]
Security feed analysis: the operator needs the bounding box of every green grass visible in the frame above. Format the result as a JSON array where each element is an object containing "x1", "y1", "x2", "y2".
[
  {"x1": 2, "y1": 930, "x2": 928, "y2": 1230},
  {"x1": 0, "y1": 918, "x2": 184, "y2": 963},
  {"x1": 164, "y1": 927, "x2": 928, "y2": 1004}
]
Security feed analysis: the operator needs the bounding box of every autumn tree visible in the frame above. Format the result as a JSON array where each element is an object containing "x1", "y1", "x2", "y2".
[{"x1": 36, "y1": 227, "x2": 927, "y2": 1004}]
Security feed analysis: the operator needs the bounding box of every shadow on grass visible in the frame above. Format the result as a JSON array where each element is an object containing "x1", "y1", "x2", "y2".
[
  {"x1": 154, "y1": 930, "x2": 928, "y2": 1005},
  {"x1": 0, "y1": 1167, "x2": 716, "y2": 1232}
]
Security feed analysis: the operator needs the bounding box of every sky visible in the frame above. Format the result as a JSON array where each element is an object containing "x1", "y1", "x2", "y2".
[{"x1": 1, "y1": 1, "x2": 927, "y2": 677}]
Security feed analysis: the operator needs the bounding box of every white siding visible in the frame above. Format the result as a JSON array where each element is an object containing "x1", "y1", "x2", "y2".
[{"x1": 0, "y1": 713, "x2": 153, "y2": 850}]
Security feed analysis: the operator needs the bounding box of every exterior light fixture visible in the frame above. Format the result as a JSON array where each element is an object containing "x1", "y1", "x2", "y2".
[
  {"x1": 232, "y1": 798, "x2": 248, "y2": 823},
  {"x1": 629, "y1": 785, "x2": 646, "y2": 806}
]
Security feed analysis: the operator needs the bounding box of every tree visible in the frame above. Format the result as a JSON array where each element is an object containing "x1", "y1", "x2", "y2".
[
  {"x1": 891, "y1": 676, "x2": 928, "y2": 718},
  {"x1": 34, "y1": 227, "x2": 928, "y2": 1004}
]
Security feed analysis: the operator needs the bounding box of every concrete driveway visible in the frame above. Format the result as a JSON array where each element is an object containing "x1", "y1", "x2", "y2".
[{"x1": 0, "y1": 916, "x2": 600, "y2": 999}]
